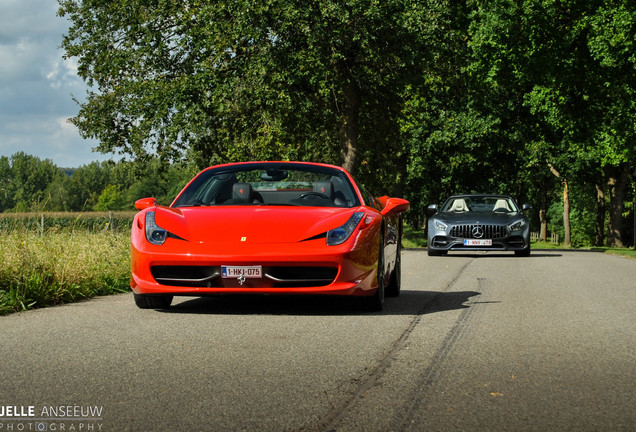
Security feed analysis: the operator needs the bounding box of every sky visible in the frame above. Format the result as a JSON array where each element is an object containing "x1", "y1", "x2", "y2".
[{"x1": 0, "y1": 0, "x2": 113, "y2": 168}]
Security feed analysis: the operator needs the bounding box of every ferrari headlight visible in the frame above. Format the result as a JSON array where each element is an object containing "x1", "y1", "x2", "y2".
[
  {"x1": 433, "y1": 220, "x2": 448, "y2": 231},
  {"x1": 327, "y1": 212, "x2": 364, "y2": 246},
  {"x1": 145, "y1": 211, "x2": 167, "y2": 245},
  {"x1": 508, "y1": 219, "x2": 526, "y2": 232}
]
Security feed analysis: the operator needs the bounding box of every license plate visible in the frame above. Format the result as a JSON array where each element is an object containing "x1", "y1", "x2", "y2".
[
  {"x1": 221, "y1": 266, "x2": 262, "y2": 278},
  {"x1": 464, "y1": 239, "x2": 492, "y2": 246}
]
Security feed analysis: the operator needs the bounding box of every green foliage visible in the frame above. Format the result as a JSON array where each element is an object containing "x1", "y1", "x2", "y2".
[
  {"x1": 58, "y1": 0, "x2": 421, "y2": 175},
  {"x1": 4, "y1": 0, "x2": 631, "y2": 248},
  {"x1": 402, "y1": 224, "x2": 426, "y2": 249},
  {"x1": 0, "y1": 153, "x2": 195, "y2": 212},
  {"x1": 0, "y1": 231, "x2": 130, "y2": 315},
  {"x1": 94, "y1": 185, "x2": 126, "y2": 211}
]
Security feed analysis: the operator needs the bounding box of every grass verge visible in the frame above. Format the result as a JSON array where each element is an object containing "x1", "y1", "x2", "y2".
[
  {"x1": 2, "y1": 221, "x2": 633, "y2": 316},
  {"x1": 402, "y1": 224, "x2": 426, "y2": 248},
  {"x1": 589, "y1": 247, "x2": 636, "y2": 260},
  {"x1": 0, "y1": 231, "x2": 130, "y2": 315},
  {"x1": 403, "y1": 229, "x2": 636, "y2": 260}
]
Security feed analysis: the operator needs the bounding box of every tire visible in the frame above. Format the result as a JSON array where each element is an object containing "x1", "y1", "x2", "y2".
[
  {"x1": 362, "y1": 231, "x2": 385, "y2": 312},
  {"x1": 427, "y1": 246, "x2": 445, "y2": 256},
  {"x1": 515, "y1": 244, "x2": 531, "y2": 257},
  {"x1": 134, "y1": 293, "x2": 173, "y2": 309},
  {"x1": 386, "y1": 224, "x2": 402, "y2": 298}
]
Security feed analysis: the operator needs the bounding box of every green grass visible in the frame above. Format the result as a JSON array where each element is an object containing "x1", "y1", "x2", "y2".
[
  {"x1": 403, "y1": 228, "x2": 636, "y2": 260},
  {"x1": 1, "y1": 216, "x2": 633, "y2": 316},
  {"x1": 531, "y1": 240, "x2": 636, "y2": 259},
  {"x1": 589, "y1": 247, "x2": 636, "y2": 260},
  {"x1": 402, "y1": 224, "x2": 426, "y2": 248},
  {"x1": 0, "y1": 231, "x2": 130, "y2": 315},
  {"x1": 530, "y1": 240, "x2": 564, "y2": 249}
]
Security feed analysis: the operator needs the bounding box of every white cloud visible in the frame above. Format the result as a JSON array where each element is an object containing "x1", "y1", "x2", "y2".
[
  {"x1": 0, "y1": 114, "x2": 111, "y2": 167},
  {"x1": 0, "y1": 0, "x2": 105, "y2": 167},
  {"x1": 46, "y1": 58, "x2": 80, "y2": 89}
]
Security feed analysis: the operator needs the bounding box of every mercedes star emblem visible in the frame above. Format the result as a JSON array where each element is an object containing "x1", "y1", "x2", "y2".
[{"x1": 472, "y1": 226, "x2": 484, "y2": 239}]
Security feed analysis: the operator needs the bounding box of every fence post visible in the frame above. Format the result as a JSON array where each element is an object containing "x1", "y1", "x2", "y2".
[{"x1": 40, "y1": 213, "x2": 44, "y2": 236}]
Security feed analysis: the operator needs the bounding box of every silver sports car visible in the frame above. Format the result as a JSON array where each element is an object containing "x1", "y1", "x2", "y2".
[{"x1": 427, "y1": 194, "x2": 532, "y2": 256}]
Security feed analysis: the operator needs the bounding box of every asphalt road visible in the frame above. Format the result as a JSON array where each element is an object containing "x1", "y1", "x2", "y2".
[{"x1": 1, "y1": 250, "x2": 635, "y2": 431}]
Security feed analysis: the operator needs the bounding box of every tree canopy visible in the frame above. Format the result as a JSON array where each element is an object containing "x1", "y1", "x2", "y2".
[{"x1": 26, "y1": 0, "x2": 635, "y2": 246}]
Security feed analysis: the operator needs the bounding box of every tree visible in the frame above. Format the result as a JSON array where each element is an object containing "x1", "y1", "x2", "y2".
[
  {"x1": 59, "y1": 0, "x2": 419, "y2": 178},
  {"x1": 94, "y1": 184, "x2": 126, "y2": 211},
  {"x1": 7, "y1": 153, "x2": 64, "y2": 211},
  {"x1": 584, "y1": 1, "x2": 635, "y2": 246},
  {"x1": 462, "y1": 0, "x2": 635, "y2": 247},
  {"x1": 0, "y1": 156, "x2": 14, "y2": 211}
]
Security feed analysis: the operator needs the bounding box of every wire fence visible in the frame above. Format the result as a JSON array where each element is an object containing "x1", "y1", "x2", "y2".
[
  {"x1": 0, "y1": 211, "x2": 137, "y2": 234},
  {"x1": 530, "y1": 232, "x2": 560, "y2": 244}
]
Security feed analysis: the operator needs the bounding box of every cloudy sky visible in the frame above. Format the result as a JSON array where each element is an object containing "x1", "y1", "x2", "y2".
[{"x1": 0, "y1": 0, "x2": 112, "y2": 168}]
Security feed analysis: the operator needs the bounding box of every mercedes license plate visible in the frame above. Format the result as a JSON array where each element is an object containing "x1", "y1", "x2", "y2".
[{"x1": 463, "y1": 239, "x2": 492, "y2": 246}]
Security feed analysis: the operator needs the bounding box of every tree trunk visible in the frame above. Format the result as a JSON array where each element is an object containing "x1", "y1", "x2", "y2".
[
  {"x1": 540, "y1": 180, "x2": 548, "y2": 242},
  {"x1": 594, "y1": 183, "x2": 606, "y2": 247},
  {"x1": 563, "y1": 178, "x2": 571, "y2": 248},
  {"x1": 548, "y1": 162, "x2": 571, "y2": 247},
  {"x1": 337, "y1": 67, "x2": 361, "y2": 173},
  {"x1": 605, "y1": 163, "x2": 630, "y2": 248}
]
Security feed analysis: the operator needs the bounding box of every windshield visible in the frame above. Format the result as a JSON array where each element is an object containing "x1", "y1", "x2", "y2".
[
  {"x1": 441, "y1": 196, "x2": 519, "y2": 213},
  {"x1": 172, "y1": 163, "x2": 360, "y2": 208}
]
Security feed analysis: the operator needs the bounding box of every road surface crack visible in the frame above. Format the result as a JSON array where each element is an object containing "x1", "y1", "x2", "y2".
[{"x1": 317, "y1": 259, "x2": 476, "y2": 432}]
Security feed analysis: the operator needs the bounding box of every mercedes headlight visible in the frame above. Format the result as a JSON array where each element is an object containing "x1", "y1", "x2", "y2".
[
  {"x1": 508, "y1": 219, "x2": 526, "y2": 232},
  {"x1": 433, "y1": 220, "x2": 448, "y2": 231}
]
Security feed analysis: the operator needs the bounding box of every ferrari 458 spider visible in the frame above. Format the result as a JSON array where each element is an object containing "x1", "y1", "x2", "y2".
[{"x1": 131, "y1": 161, "x2": 409, "y2": 311}]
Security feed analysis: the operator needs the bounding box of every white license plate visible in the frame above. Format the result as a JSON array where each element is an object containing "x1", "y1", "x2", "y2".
[
  {"x1": 221, "y1": 266, "x2": 263, "y2": 278},
  {"x1": 463, "y1": 239, "x2": 492, "y2": 246}
]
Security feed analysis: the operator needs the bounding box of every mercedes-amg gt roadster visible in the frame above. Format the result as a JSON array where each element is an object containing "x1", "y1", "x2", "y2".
[
  {"x1": 131, "y1": 161, "x2": 410, "y2": 311},
  {"x1": 427, "y1": 194, "x2": 532, "y2": 256}
]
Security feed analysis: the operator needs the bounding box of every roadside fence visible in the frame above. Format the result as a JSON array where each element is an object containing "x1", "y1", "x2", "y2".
[{"x1": 0, "y1": 211, "x2": 137, "y2": 234}]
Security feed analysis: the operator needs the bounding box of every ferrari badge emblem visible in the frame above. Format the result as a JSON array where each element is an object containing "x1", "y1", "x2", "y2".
[
  {"x1": 237, "y1": 274, "x2": 246, "y2": 285},
  {"x1": 241, "y1": 237, "x2": 247, "y2": 242}
]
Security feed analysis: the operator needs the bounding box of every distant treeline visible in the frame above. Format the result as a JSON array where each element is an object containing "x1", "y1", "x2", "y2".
[
  {"x1": 0, "y1": 151, "x2": 634, "y2": 248},
  {"x1": 0, "y1": 152, "x2": 195, "y2": 213}
]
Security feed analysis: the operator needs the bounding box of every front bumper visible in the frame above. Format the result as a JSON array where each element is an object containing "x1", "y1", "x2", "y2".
[
  {"x1": 131, "y1": 233, "x2": 380, "y2": 297},
  {"x1": 428, "y1": 234, "x2": 529, "y2": 251}
]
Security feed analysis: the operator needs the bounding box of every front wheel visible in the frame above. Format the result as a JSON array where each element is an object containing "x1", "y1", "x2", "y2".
[
  {"x1": 515, "y1": 245, "x2": 531, "y2": 257},
  {"x1": 362, "y1": 233, "x2": 385, "y2": 312},
  {"x1": 134, "y1": 293, "x2": 173, "y2": 309},
  {"x1": 386, "y1": 223, "x2": 402, "y2": 298},
  {"x1": 427, "y1": 246, "x2": 447, "y2": 256}
]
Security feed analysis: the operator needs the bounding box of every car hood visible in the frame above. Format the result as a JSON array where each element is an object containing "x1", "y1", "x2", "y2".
[
  {"x1": 434, "y1": 211, "x2": 527, "y2": 225},
  {"x1": 153, "y1": 205, "x2": 361, "y2": 244}
]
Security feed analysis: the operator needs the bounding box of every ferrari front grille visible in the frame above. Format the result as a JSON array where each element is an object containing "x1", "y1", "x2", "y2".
[
  {"x1": 264, "y1": 267, "x2": 338, "y2": 287},
  {"x1": 150, "y1": 265, "x2": 338, "y2": 288},
  {"x1": 151, "y1": 266, "x2": 221, "y2": 287},
  {"x1": 449, "y1": 224, "x2": 508, "y2": 239}
]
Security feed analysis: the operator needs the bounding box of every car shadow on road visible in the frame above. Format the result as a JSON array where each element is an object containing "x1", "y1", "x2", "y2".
[
  {"x1": 160, "y1": 290, "x2": 483, "y2": 317},
  {"x1": 435, "y1": 252, "x2": 562, "y2": 258}
]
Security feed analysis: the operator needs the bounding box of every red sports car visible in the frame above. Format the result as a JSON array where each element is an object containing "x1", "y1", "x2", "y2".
[{"x1": 131, "y1": 161, "x2": 409, "y2": 311}]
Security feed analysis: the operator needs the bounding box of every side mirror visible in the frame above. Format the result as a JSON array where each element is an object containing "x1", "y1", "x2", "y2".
[
  {"x1": 135, "y1": 197, "x2": 157, "y2": 211},
  {"x1": 427, "y1": 204, "x2": 438, "y2": 216},
  {"x1": 522, "y1": 204, "x2": 532, "y2": 211},
  {"x1": 380, "y1": 197, "x2": 410, "y2": 216}
]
